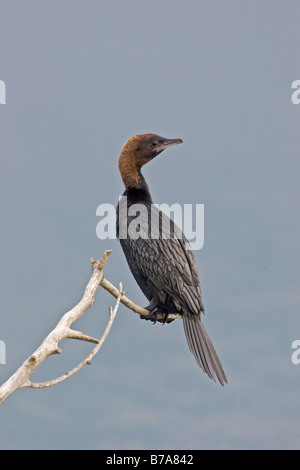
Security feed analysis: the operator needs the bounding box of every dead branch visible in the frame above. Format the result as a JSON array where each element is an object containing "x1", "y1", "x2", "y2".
[
  {"x1": 0, "y1": 251, "x2": 116, "y2": 404},
  {"x1": 100, "y1": 277, "x2": 181, "y2": 321},
  {"x1": 0, "y1": 249, "x2": 181, "y2": 405}
]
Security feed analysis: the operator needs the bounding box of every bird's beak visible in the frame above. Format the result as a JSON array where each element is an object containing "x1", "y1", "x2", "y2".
[{"x1": 156, "y1": 138, "x2": 183, "y2": 153}]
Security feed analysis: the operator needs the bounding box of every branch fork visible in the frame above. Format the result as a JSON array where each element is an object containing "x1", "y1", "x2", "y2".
[{"x1": 0, "y1": 250, "x2": 181, "y2": 405}]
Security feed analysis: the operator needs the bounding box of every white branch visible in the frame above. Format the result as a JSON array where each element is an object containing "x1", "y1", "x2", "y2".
[
  {"x1": 27, "y1": 284, "x2": 123, "y2": 389},
  {"x1": 100, "y1": 277, "x2": 182, "y2": 321},
  {"x1": 0, "y1": 250, "x2": 116, "y2": 404},
  {"x1": 0, "y1": 249, "x2": 181, "y2": 405}
]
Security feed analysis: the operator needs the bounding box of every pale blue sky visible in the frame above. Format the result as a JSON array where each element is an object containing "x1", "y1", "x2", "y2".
[{"x1": 0, "y1": 0, "x2": 299, "y2": 449}]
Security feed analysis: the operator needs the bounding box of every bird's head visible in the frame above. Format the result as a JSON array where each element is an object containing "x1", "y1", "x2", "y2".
[{"x1": 119, "y1": 133, "x2": 183, "y2": 188}]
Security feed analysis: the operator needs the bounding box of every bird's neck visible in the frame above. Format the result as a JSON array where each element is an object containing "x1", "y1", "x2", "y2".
[
  {"x1": 119, "y1": 155, "x2": 141, "y2": 188},
  {"x1": 122, "y1": 174, "x2": 153, "y2": 205},
  {"x1": 119, "y1": 149, "x2": 153, "y2": 204}
]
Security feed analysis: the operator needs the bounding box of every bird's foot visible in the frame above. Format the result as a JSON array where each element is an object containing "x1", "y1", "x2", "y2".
[
  {"x1": 140, "y1": 308, "x2": 159, "y2": 324},
  {"x1": 140, "y1": 309, "x2": 173, "y2": 324}
]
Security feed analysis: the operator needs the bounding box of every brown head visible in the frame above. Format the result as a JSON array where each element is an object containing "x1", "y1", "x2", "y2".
[{"x1": 118, "y1": 133, "x2": 183, "y2": 188}]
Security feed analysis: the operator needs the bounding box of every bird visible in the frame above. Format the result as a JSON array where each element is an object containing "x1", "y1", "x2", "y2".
[{"x1": 116, "y1": 133, "x2": 227, "y2": 385}]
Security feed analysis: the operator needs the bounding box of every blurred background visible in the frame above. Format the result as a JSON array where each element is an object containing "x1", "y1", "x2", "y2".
[{"x1": 0, "y1": 0, "x2": 299, "y2": 450}]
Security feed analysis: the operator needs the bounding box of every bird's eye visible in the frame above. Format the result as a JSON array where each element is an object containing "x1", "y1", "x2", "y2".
[{"x1": 151, "y1": 141, "x2": 157, "y2": 147}]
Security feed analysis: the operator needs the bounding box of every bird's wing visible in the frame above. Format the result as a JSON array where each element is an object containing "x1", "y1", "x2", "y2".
[{"x1": 123, "y1": 206, "x2": 205, "y2": 315}]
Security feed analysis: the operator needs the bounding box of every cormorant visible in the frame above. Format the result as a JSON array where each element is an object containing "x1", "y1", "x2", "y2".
[{"x1": 116, "y1": 133, "x2": 227, "y2": 385}]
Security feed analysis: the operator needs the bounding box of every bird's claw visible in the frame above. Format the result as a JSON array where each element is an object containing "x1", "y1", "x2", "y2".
[{"x1": 140, "y1": 310, "x2": 173, "y2": 324}]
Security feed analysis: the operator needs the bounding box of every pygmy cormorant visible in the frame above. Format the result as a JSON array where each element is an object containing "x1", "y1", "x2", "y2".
[{"x1": 116, "y1": 133, "x2": 227, "y2": 385}]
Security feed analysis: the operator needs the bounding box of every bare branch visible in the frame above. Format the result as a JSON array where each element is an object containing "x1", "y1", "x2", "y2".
[
  {"x1": 0, "y1": 249, "x2": 181, "y2": 405},
  {"x1": 100, "y1": 277, "x2": 182, "y2": 321},
  {"x1": 27, "y1": 284, "x2": 123, "y2": 389},
  {"x1": 65, "y1": 329, "x2": 99, "y2": 344},
  {"x1": 0, "y1": 250, "x2": 113, "y2": 404}
]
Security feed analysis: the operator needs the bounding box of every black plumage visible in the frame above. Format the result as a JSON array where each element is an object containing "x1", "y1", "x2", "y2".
[{"x1": 116, "y1": 133, "x2": 227, "y2": 385}]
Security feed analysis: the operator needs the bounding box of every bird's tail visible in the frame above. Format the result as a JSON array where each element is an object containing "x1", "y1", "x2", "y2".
[{"x1": 182, "y1": 314, "x2": 227, "y2": 386}]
